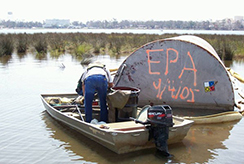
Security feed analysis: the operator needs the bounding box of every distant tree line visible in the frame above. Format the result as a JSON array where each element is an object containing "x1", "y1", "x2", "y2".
[
  {"x1": 0, "y1": 20, "x2": 43, "y2": 28},
  {"x1": 1, "y1": 19, "x2": 244, "y2": 30}
]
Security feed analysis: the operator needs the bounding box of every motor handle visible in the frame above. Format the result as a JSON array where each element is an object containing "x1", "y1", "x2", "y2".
[{"x1": 129, "y1": 117, "x2": 150, "y2": 125}]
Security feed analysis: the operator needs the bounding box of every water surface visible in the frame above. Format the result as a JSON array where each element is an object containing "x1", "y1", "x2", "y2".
[{"x1": 0, "y1": 53, "x2": 244, "y2": 163}]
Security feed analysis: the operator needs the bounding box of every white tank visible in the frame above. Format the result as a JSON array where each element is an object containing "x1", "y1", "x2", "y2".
[{"x1": 113, "y1": 35, "x2": 234, "y2": 111}]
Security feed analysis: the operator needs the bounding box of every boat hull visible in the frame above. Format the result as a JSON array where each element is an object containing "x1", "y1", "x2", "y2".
[{"x1": 41, "y1": 93, "x2": 193, "y2": 154}]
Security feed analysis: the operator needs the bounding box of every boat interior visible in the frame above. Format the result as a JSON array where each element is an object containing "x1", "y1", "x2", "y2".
[
  {"x1": 43, "y1": 95, "x2": 183, "y2": 131},
  {"x1": 53, "y1": 104, "x2": 147, "y2": 131}
]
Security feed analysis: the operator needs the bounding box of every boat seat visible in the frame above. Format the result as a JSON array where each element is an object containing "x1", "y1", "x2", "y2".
[{"x1": 106, "y1": 121, "x2": 146, "y2": 131}]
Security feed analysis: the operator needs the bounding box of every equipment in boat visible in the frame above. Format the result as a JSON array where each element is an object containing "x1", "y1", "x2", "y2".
[{"x1": 107, "y1": 86, "x2": 140, "y2": 122}]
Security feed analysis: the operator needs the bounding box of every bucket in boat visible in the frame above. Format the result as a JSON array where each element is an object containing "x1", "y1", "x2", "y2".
[{"x1": 111, "y1": 86, "x2": 140, "y2": 121}]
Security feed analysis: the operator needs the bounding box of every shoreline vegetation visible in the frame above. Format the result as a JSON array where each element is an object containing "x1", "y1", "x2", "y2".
[{"x1": 0, "y1": 33, "x2": 244, "y2": 63}]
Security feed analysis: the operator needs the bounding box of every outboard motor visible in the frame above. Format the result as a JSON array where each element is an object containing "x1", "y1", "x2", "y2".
[
  {"x1": 134, "y1": 105, "x2": 174, "y2": 157},
  {"x1": 148, "y1": 105, "x2": 174, "y2": 156}
]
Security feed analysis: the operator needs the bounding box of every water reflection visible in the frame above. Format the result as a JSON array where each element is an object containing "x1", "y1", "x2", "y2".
[
  {"x1": 41, "y1": 111, "x2": 98, "y2": 163},
  {"x1": 1, "y1": 50, "x2": 244, "y2": 163},
  {"x1": 173, "y1": 120, "x2": 240, "y2": 163},
  {"x1": 49, "y1": 50, "x2": 66, "y2": 59},
  {"x1": 223, "y1": 60, "x2": 233, "y2": 68},
  {"x1": 42, "y1": 111, "x2": 179, "y2": 163},
  {"x1": 35, "y1": 52, "x2": 47, "y2": 60},
  {"x1": 1, "y1": 52, "x2": 29, "y2": 65},
  {"x1": 16, "y1": 52, "x2": 27, "y2": 59},
  {"x1": 237, "y1": 59, "x2": 244, "y2": 64},
  {"x1": 0, "y1": 55, "x2": 12, "y2": 65},
  {"x1": 41, "y1": 109, "x2": 241, "y2": 164},
  {"x1": 224, "y1": 59, "x2": 244, "y2": 68}
]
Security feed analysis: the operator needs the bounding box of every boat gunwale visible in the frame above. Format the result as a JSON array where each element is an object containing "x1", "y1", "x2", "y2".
[
  {"x1": 40, "y1": 93, "x2": 194, "y2": 132},
  {"x1": 40, "y1": 94, "x2": 149, "y2": 134}
]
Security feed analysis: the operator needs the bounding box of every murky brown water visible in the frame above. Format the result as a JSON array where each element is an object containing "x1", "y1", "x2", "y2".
[{"x1": 0, "y1": 53, "x2": 244, "y2": 164}]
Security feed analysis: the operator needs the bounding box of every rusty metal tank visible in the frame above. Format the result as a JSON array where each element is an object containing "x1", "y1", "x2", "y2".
[{"x1": 113, "y1": 35, "x2": 234, "y2": 111}]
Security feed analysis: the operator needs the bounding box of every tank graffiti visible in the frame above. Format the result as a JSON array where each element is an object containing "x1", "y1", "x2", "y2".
[
  {"x1": 165, "y1": 48, "x2": 178, "y2": 76},
  {"x1": 146, "y1": 48, "x2": 199, "y2": 103},
  {"x1": 178, "y1": 51, "x2": 197, "y2": 87},
  {"x1": 146, "y1": 49, "x2": 162, "y2": 75}
]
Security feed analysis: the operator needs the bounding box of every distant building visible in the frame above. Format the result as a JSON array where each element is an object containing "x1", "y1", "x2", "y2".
[
  {"x1": 234, "y1": 16, "x2": 243, "y2": 22},
  {"x1": 43, "y1": 19, "x2": 70, "y2": 28}
]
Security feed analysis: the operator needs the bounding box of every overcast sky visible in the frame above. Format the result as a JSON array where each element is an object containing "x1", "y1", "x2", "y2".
[{"x1": 1, "y1": 0, "x2": 243, "y2": 22}]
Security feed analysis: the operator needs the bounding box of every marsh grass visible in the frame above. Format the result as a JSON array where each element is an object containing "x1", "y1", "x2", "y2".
[
  {"x1": 1, "y1": 33, "x2": 244, "y2": 61},
  {"x1": 74, "y1": 42, "x2": 93, "y2": 56},
  {"x1": 0, "y1": 34, "x2": 14, "y2": 56},
  {"x1": 16, "y1": 34, "x2": 28, "y2": 53},
  {"x1": 32, "y1": 34, "x2": 47, "y2": 54},
  {"x1": 205, "y1": 35, "x2": 235, "y2": 60},
  {"x1": 47, "y1": 33, "x2": 66, "y2": 53}
]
